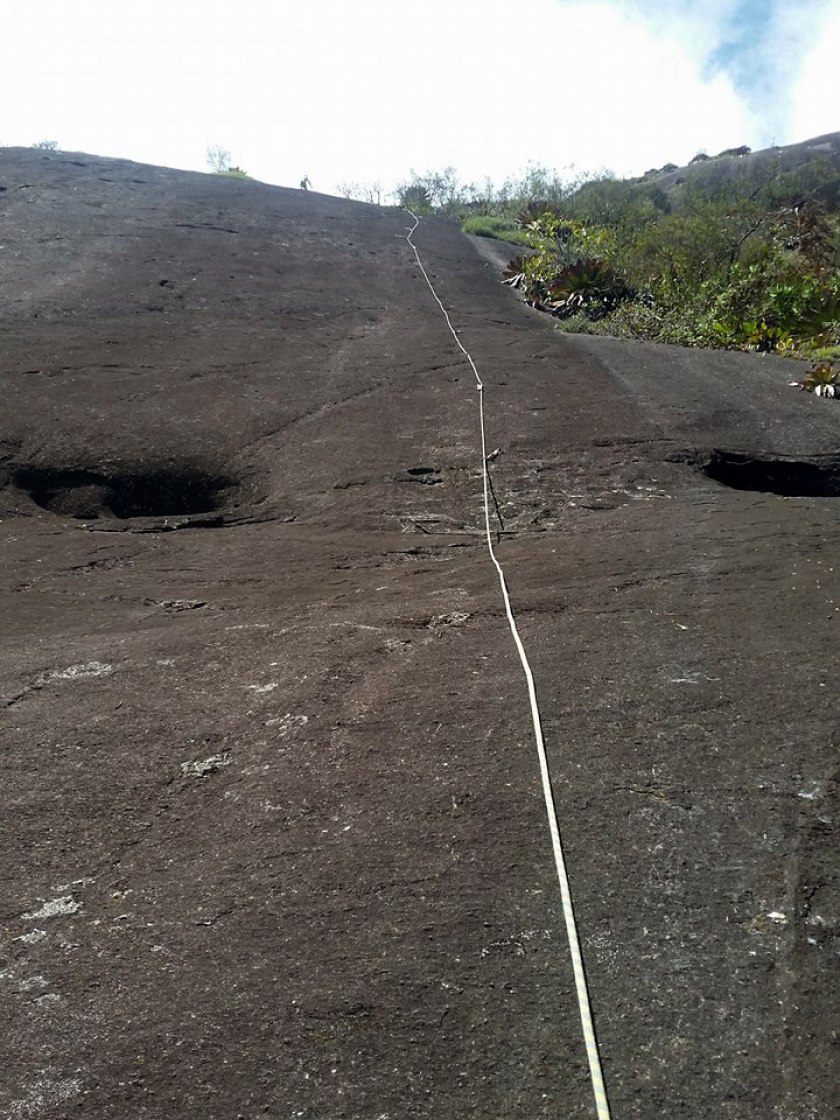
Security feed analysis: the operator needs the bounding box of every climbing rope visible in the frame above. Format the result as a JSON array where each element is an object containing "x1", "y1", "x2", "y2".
[{"x1": 403, "y1": 211, "x2": 612, "y2": 1120}]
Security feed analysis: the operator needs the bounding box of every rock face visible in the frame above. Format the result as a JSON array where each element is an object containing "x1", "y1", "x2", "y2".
[
  {"x1": 637, "y1": 130, "x2": 840, "y2": 207},
  {"x1": 2, "y1": 149, "x2": 840, "y2": 1120}
]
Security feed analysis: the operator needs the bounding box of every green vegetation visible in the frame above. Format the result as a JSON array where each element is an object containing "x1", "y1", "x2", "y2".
[
  {"x1": 396, "y1": 164, "x2": 580, "y2": 220},
  {"x1": 796, "y1": 360, "x2": 840, "y2": 396},
  {"x1": 205, "y1": 144, "x2": 252, "y2": 179},
  {"x1": 551, "y1": 173, "x2": 840, "y2": 357},
  {"x1": 812, "y1": 343, "x2": 840, "y2": 362},
  {"x1": 397, "y1": 153, "x2": 840, "y2": 362},
  {"x1": 461, "y1": 214, "x2": 530, "y2": 245}
]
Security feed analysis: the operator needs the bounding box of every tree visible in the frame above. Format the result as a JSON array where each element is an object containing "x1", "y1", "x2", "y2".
[
  {"x1": 206, "y1": 145, "x2": 231, "y2": 173},
  {"x1": 337, "y1": 180, "x2": 385, "y2": 205},
  {"x1": 33, "y1": 140, "x2": 58, "y2": 151},
  {"x1": 395, "y1": 167, "x2": 478, "y2": 215},
  {"x1": 396, "y1": 182, "x2": 433, "y2": 214}
]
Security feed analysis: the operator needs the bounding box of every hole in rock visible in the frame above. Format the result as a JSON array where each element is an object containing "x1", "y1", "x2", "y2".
[
  {"x1": 702, "y1": 451, "x2": 840, "y2": 497},
  {"x1": 13, "y1": 464, "x2": 237, "y2": 519},
  {"x1": 407, "y1": 466, "x2": 439, "y2": 476}
]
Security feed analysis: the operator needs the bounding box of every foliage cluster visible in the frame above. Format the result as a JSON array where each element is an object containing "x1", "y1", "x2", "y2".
[
  {"x1": 455, "y1": 158, "x2": 840, "y2": 357},
  {"x1": 395, "y1": 163, "x2": 589, "y2": 219}
]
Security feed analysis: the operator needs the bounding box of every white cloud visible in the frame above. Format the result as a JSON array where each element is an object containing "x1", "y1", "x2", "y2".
[
  {"x1": 789, "y1": 5, "x2": 840, "y2": 141},
  {"x1": 721, "y1": 0, "x2": 839, "y2": 144},
  {"x1": 0, "y1": 0, "x2": 834, "y2": 195}
]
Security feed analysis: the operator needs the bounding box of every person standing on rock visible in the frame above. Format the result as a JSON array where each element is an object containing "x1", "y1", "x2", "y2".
[{"x1": 300, "y1": 175, "x2": 311, "y2": 190}]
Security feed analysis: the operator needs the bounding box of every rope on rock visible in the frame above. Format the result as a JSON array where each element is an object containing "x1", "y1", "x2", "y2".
[{"x1": 403, "y1": 210, "x2": 612, "y2": 1120}]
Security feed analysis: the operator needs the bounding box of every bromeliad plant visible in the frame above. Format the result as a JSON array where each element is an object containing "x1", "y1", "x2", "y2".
[
  {"x1": 503, "y1": 208, "x2": 632, "y2": 320},
  {"x1": 542, "y1": 259, "x2": 634, "y2": 319},
  {"x1": 516, "y1": 201, "x2": 565, "y2": 230},
  {"x1": 795, "y1": 360, "x2": 840, "y2": 397},
  {"x1": 504, "y1": 254, "x2": 633, "y2": 318}
]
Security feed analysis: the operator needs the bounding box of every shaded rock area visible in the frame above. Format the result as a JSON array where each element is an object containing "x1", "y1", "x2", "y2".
[{"x1": 2, "y1": 148, "x2": 839, "y2": 1120}]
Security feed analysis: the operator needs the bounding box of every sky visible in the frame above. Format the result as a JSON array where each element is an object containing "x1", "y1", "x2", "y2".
[{"x1": 1, "y1": 0, "x2": 838, "y2": 197}]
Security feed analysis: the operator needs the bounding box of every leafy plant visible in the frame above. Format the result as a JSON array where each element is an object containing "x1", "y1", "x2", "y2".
[
  {"x1": 504, "y1": 254, "x2": 632, "y2": 319},
  {"x1": 516, "y1": 201, "x2": 565, "y2": 229},
  {"x1": 796, "y1": 361, "x2": 840, "y2": 396},
  {"x1": 543, "y1": 259, "x2": 633, "y2": 319},
  {"x1": 502, "y1": 255, "x2": 528, "y2": 290},
  {"x1": 741, "y1": 319, "x2": 795, "y2": 352}
]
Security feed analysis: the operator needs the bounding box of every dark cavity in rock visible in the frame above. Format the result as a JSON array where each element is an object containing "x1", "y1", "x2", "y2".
[
  {"x1": 702, "y1": 451, "x2": 840, "y2": 497},
  {"x1": 13, "y1": 463, "x2": 238, "y2": 519}
]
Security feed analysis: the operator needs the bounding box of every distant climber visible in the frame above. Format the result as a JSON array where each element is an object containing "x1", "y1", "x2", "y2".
[{"x1": 300, "y1": 175, "x2": 311, "y2": 191}]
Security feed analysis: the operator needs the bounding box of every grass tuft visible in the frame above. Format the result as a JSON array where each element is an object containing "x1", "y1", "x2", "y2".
[
  {"x1": 462, "y1": 215, "x2": 530, "y2": 245},
  {"x1": 810, "y1": 343, "x2": 840, "y2": 362}
]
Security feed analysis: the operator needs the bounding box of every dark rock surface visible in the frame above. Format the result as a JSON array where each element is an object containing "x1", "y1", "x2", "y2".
[{"x1": 2, "y1": 148, "x2": 839, "y2": 1119}]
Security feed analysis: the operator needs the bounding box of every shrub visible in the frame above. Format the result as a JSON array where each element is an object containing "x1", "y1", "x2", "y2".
[
  {"x1": 406, "y1": 154, "x2": 840, "y2": 358},
  {"x1": 399, "y1": 184, "x2": 434, "y2": 214}
]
